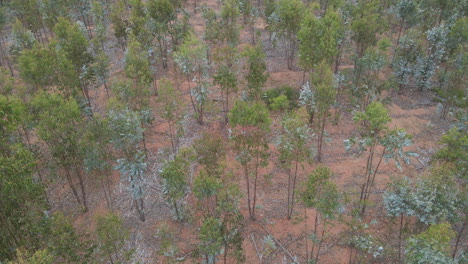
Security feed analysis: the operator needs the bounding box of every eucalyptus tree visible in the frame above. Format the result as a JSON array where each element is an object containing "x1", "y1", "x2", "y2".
[
  {"x1": 392, "y1": 0, "x2": 420, "y2": 45},
  {"x1": 82, "y1": 116, "x2": 115, "y2": 210},
  {"x1": 220, "y1": 0, "x2": 241, "y2": 47},
  {"x1": 198, "y1": 217, "x2": 224, "y2": 264},
  {"x1": 242, "y1": 44, "x2": 268, "y2": 100},
  {"x1": 157, "y1": 78, "x2": 185, "y2": 154},
  {"x1": 46, "y1": 212, "x2": 94, "y2": 263},
  {"x1": 432, "y1": 127, "x2": 467, "y2": 178},
  {"x1": 53, "y1": 18, "x2": 94, "y2": 108},
  {"x1": 0, "y1": 7, "x2": 13, "y2": 76},
  {"x1": 193, "y1": 170, "x2": 223, "y2": 219},
  {"x1": 194, "y1": 168, "x2": 244, "y2": 263},
  {"x1": 95, "y1": 212, "x2": 132, "y2": 264},
  {"x1": 412, "y1": 164, "x2": 460, "y2": 225},
  {"x1": 128, "y1": 0, "x2": 151, "y2": 48},
  {"x1": 0, "y1": 96, "x2": 48, "y2": 261},
  {"x1": 174, "y1": 33, "x2": 210, "y2": 124},
  {"x1": 9, "y1": 19, "x2": 37, "y2": 61},
  {"x1": 392, "y1": 30, "x2": 423, "y2": 92},
  {"x1": 279, "y1": 111, "x2": 313, "y2": 219},
  {"x1": 298, "y1": 6, "x2": 343, "y2": 77},
  {"x1": 124, "y1": 38, "x2": 154, "y2": 109},
  {"x1": 300, "y1": 166, "x2": 341, "y2": 263},
  {"x1": 271, "y1": 0, "x2": 304, "y2": 69},
  {"x1": 213, "y1": 51, "x2": 239, "y2": 123},
  {"x1": 349, "y1": 0, "x2": 386, "y2": 59},
  {"x1": 405, "y1": 222, "x2": 456, "y2": 264},
  {"x1": 90, "y1": 1, "x2": 110, "y2": 95},
  {"x1": 9, "y1": 0, "x2": 46, "y2": 43},
  {"x1": 229, "y1": 100, "x2": 271, "y2": 220},
  {"x1": 159, "y1": 155, "x2": 189, "y2": 221},
  {"x1": 147, "y1": 0, "x2": 178, "y2": 69},
  {"x1": 383, "y1": 177, "x2": 414, "y2": 263},
  {"x1": 18, "y1": 44, "x2": 80, "y2": 96},
  {"x1": 110, "y1": 0, "x2": 130, "y2": 49},
  {"x1": 310, "y1": 62, "x2": 337, "y2": 162},
  {"x1": 344, "y1": 102, "x2": 416, "y2": 216},
  {"x1": 434, "y1": 51, "x2": 466, "y2": 119},
  {"x1": 352, "y1": 45, "x2": 388, "y2": 111},
  {"x1": 194, "y1": 132, "x2": 226, "y2": 178},
  {"x1": 32, "y1": 92, "x2": 89, "y2": 211},
  {"x1": 109, "y1": 107, "x2": 148, "y2": 222}
]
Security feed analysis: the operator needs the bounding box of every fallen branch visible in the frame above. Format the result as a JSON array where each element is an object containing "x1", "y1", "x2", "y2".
[
  {"x1": 250, "y1": 233, "x2": 263, "y2": 263},
  {"x1": 259, "y1": 223, "x2": 297, "y2": 263}
]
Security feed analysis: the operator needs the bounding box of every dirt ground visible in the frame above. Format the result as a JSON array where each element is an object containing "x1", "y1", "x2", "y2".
[{"x1": 38, "y1": 0, "x2": 462, "y2": 263}]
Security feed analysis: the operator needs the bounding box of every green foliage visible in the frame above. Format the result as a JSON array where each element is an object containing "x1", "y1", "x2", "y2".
[
  {"x1": 412, "y1": 165, "x2": 460, "y2": 224},
  {"x1": 352, "y1": 47, "x2": 388, "y2": 109},
  {"x1": 270, "y1": 0, "x2": 304, "y2": 69},
  {"x1": 198, "y1": 217, "x2": 223, "y2": 263},
  {"x1": 406, "y1": 222, "x2": 456, "y2": 264},
  {"x1": 262, "y1": 85, "x2": 299, "y2": 110},
  {"x1": 95, "y1": 212, "x2": 132, "y2": 263},
  {"x1": 301, "y1": 166, "x2": 341, "y2": 220},
  {"x1": 9, "y1": 19, "x2": 37, "y2": 59},
  {"x1": 194, "y1": 132, "x2": 226, "y2": 178},
  {"x1": 53, "y1": 18, "x2": 92, "y2": 72},
  {"x1": 349, "y1": 0, "x2": 386, "y2": 56},
  {"x1": 230, "y1": 100, "x2": 271, "y2": 134},
  {"x1": 279, "y1": 112, "x2": 312, "y2": 169},
  {"x1": 269, "y1": 94, "x2": 289, "y2": 111},
  {"x1": 159, "y1": 156, "x2": 189, "y2": 221},
  {"x1": 18, "y1": 45, "x2": 80, "y2": 94},
  {"x1": 298, "y1": 7, "x2": 343, "y2": 70},
  {"x1": 0, "y1": 141, "x2": 47, "y2": 261},
  {"x1": 47, "y1": 212, "x2": 93, "y2": 263},
  {"x1": 432, "y1": 127, "x2": 467, "y2": 178},
  {"x1": 433, "y1": 50, "x2": 466, "y2": 119},
  {"x1": 156, "y1": 223, "x2": 178, "y2": 260},
  {"x1": 110, "y1": 0, "x2": 130, "y2": 48},
  {"x1": 157, "y1": 78, "x2": 185, "y2": 153},
  {"x1": 353, "y1": 101, "x2": 391, "y2": 139},
  {"x1": 383, "y1": 177, "x2": 414, "y2": 217},
  {"x1": 8, "y1": 248, "x2": 54, "y2": 264},
  {"x1": 242, "y1": 44, "x2": 268, "y2": 100},
  {"x1": 173, "y1": 32, "x2": 210, "y2": 124},
  {"x1": 229, "y1": 100, "x2": 270, "y2": 219},
  {"x1": 124, "y1": 38, "x2": 154, "y2": 110}
]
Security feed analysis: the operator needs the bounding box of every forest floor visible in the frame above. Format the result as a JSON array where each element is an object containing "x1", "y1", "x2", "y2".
[{"x1": 39, "y1": 0, "x2": 461, "y2": 263}]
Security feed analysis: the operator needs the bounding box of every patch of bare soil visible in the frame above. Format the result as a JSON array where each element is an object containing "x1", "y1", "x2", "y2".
[{"x1": 45, "y1": 0, "x2": 457, "y2": 263}]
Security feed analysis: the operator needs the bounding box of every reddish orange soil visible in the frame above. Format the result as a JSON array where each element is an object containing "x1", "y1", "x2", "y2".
[{"x1": 44, "y1": 0, "x2": 456, "y2": 263}]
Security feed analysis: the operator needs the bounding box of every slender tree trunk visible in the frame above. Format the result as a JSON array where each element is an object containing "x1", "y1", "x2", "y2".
[
  {"x1": 244, "y1": 163, "x2": 253, "y2": 220},
  {"x1": 317, "y1": 114, "x2": 326, "y2": 162},
  {"x1": 315, "y1": 227, "x2": 326, "y2": 264},
  {"x1": 75, "y1": 168, "x2": 88, "y2": 211},
  {"x1": 398, "y1": 213, "x2": 404, "y2": 263},
  {"x1": 311, "y1": 211, "x2": 319, "y2": 259},
  {"x1": 453, "y1": 219, "x2": 467, "y2": 259},
  {"x1": 288, "y1": 155, "x2": 300, "y2": 219},
  {"x1": 0, "y1": 38, "x2": 14, "y2": 76},
  {"x1": 305, "y1": 207, "x2": 309, "y2": 262},
  {"x1": 64, "y1": 166, "x2": 82, "y2": 207},
  {"x1": 252, "y1": 152, "x2": 260, "y2": 220}
]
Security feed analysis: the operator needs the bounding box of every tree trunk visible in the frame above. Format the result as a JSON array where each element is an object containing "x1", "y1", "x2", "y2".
[
  {"x1": 64, "y1": 166, "x2": 82, "y2": 207},
  {"x1": 398, "y1": 213, "x2": 404, "y2": 263},
  {"x1": 315, "y1": 227, "x2": 326, "y2": 264},
  {"x1": 453, "y1": 219, "x2": 467, "y2": 259},
  {"x1": 75, "y1": 168, "x2": 88, "y2": 211}
]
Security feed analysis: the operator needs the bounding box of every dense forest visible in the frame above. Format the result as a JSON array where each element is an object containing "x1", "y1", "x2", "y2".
[{"x1": 0, "y1": 0, "x2": 466, "y2": 263}]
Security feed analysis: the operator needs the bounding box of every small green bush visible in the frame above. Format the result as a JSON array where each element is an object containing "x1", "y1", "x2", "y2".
[
  {"x1": 262, "y1": 85, "x2": 299, "y2": 110},
  {"x1": 270, "y1": 95, "x2": 289, "y2": 111}
]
